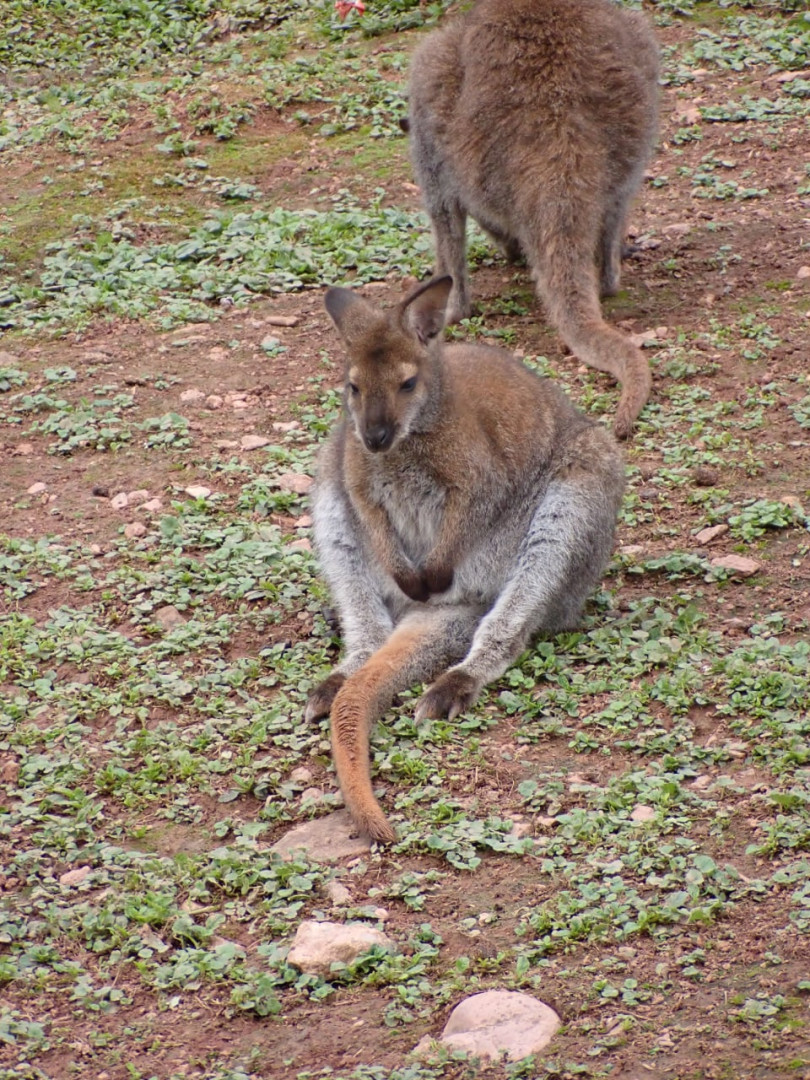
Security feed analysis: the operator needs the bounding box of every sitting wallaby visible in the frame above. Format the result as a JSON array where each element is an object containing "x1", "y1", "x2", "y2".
[
  {"x1": 306, "y1": 276, "x2": 625, "y2": 843},
  {"x1": 405, "y1": 0, "x2": 660, "y2": 438}
]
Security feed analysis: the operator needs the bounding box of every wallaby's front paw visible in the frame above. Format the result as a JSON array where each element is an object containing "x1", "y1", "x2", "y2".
[
  {"x1": 422, "y1": 563, "x2": 454, "y2": 595},
  {"x1": 394, "y1": 568, "x2": 431, "y2": 603},
  {"x1": 415, "y1": 670, "x2": 479, "y2": 723},
  {"x1": 305, "y1": 672, "x2": 346, "y2": 722}
]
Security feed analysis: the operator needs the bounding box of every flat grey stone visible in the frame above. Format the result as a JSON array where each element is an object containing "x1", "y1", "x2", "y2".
[{"x1": 269, "y1": 810, "x2": 370, "y2": 862}]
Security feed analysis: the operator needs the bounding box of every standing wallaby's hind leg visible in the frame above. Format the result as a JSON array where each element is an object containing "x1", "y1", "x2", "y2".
[
  {"x1": 530, "y1": 245, "x2": 651, "y2": 440},
  {"x1": 416, "y1": 459, "x2": 622, "y2": 721},
  {"x1": 428, "y1": 200, "x2": 470, "y2": 324},
  {"x1": 598, "y1": 162, "x2": 650, "y2": 297},
  {"x1": 331, "y1": 604, "x2": 483, "y2": 843}
]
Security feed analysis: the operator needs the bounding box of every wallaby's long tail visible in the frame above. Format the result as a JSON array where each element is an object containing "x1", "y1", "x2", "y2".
[
  {"x1": 330, "y1": 621, "x2": 432, "y2": 845},
  {"x1": 532, "y1": 252, "x2": 652, "y2": 439}
]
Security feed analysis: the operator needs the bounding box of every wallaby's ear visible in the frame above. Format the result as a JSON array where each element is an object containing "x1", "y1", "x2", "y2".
[
  {"x1": 324, "y1": 286, "x2": 384, "y2": 349},
  {"x1": 400, "y1": 276, "x2": 453, "y2": 345}
]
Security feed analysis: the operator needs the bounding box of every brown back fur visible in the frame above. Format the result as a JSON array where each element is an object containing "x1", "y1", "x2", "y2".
[{"x1": 406, "y1": 0, "x2": 660, "y2": 438}]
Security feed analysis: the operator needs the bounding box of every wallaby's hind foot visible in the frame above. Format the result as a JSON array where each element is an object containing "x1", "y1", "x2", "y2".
[
  {"x1": 415, "y1": 669, "x2": 479, "y2": 722},
  {"x1": 305, "y1": 671, "x2": 347, "y2": 723}
]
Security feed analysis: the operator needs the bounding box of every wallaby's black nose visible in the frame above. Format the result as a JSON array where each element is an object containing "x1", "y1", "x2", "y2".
[{"x1": 364, "y1": 424, "x2": 393, "y2": 452}]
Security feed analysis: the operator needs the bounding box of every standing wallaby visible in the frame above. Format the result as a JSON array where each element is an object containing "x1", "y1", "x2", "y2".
[
  {"x1": 405, "y1": 0, "x2": 660, "y2": 439},
  {"x1": 306, "y1": 276, "x2": 625, "y2": 843}
]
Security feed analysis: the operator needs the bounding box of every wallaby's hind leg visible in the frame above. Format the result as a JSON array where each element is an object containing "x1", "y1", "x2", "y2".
[
  {"x1": 429, "y1": 199, "x2": 470, "y2": 324},
  {"x1": 598, "y1": 164, "x2": 649, "y2": 297},
  {"x1": 331, "y1": 605, "x2": 482, "y2": 842},
  {"x1": 416, "y1": 459, "x2": 621, "y2": 721}
]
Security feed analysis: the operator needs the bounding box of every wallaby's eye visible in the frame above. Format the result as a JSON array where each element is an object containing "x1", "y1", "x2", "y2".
[
  {"x1": 400, "y1": 376, "x2": 417, "y2": 393},
  {"x1": 348, "y1": 382, "x2": 360, "y2": 396}
]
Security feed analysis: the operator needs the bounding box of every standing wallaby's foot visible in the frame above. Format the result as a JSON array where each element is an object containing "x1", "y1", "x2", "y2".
[
  {"x1": 405, "y1": 0, "x2": 660, "y2": 437},
  {"x1": 310, "y1": 276, "x2": 625, "y2": 842}
]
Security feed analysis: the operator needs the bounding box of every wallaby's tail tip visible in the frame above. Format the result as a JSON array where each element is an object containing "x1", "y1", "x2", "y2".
[{"x1": 613, "y1": 351, "x2": 653, "y2": 440}]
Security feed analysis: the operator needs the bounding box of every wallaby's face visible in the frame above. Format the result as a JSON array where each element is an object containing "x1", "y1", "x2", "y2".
[{"x1": 325, "y1": 277, "x2": 452, "y2": 454}]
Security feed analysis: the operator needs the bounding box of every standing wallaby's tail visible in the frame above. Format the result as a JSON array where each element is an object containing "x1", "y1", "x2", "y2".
[
  {"x1": 330, "y1": 608, "x2": 480, "y2": 843},
  {"x1": 531, "y1": 251, "x2": 652, "y2": 440}
]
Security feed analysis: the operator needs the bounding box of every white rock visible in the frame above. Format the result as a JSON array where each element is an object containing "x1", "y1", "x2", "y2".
[
  {"x1": 154, "y1": 605, "x2": 186, "y2": 631},
  {"x1": 241, "y1": 434, "x2": 271, "y2": 451},
  {"x1": 301, "y1": 786, "x2": 325, "y2": 803},
  {"x1": 695, "y1": 524, "x2": 728, "y2": 545},
  {"x1": 269, "y1": 810, "x2": 370, "y2": 862},
  {"x1": 619, "y1": 544, "x2": 645, "y2": 557},
  {"x1": 185, "y1": 485, "x2": 212, "y2": 499},
  {"x1": 111, "y1": 492, "x2": 129, "y2": 510},
  {"x1": 261, "y1": 335, "x2": 282, "y2": 351},
  {"x1": 266, "y1": 315, "x2": 299, "y2": 328},
  {"x1": 324, "y1": 880, "x2": 352, "y2": 906},
  {"x1": 287, "y1": 920, "x2": 394, "y2": 976},
  {"x1": 797, "y1": 266, "x2": 810, "y2": 281},
  {"x1": 630, "y1": 804, "x2": 656, "y2": 823},
  {"x1": 127, "y1": 489, "x2": 150, "y2": 506},
  {"x1": 141, "y1": 498, "x2": 163, "y2": 513},
  {"x1": 290, "y1": 766, "x2": 314, "y2": 784},
  {"x1": 206, "y1": 394, "x2": 224, "y2": 410},
  {"x1": 288, "y1": 538, "x2": 312, "y2": 552},
  {"x1": 27, "y1": 482, "x2": 47, "y2": 495},
  {"x1": 124, "y1": 522, "x2": 147, "y2": 539},
  {"x1": 277, "y1": 472, "x2": 313, "y2": 495},
  {"x1": 422, "y1": 990, "x2": 560, "y2": 1062},
  {"x1": 272, "y1": 421, "x2": 300, "y2": 433},
  {"x1": 180, "y1": 389, "x2": 206, "y2": 404},
  {"x1": 710, "y1": 554, "x2": 761, "y2": 577},
  {"x1": 295, "y1": 514, "x2": 313, "y2": 528},
  {"x1": 60, "y1": 865, "x2": 92, "y2": 887}
]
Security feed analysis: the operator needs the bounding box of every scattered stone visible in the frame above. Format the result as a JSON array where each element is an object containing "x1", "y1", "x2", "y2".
[
  {"x1": 60, "y1": 865, "x2": 92, "y2": 887},
  {"x1": 123, "y1": 522, "x2": 147, "y2": 539},
  {"x1": 618, "y1": 544, "x2": 645, "y2": 557},
  {"x1": 127, "y1": 489, "x2": 150, "y2": 506},
  {"x1": 674, "y1": 102, "x2": 702, "y2": 126},
  {"x1": 0, "y1": 350, "x2": 19, "y2": 364},
  {"x1": 241, "y1": 434, "x2": 271, "y2": 451},
  {"x1": 89, "y1": 544, "x2": 102, "y2": 555},
  {"x1": 692, "y1": 466, "x2": 719, "y2": 487},
  {"x1": 711, "y1": 554, "x2": 761, "y2": 578},
  {"x1": 373, "y1": 907, "x2": 390, "y2": 922},
  {"x1": 154, "y1": 605, "x2": 186, "y2": 631},
  {"x1": 690, "y1": 775, "x2": 713, "y2": 790},
  {"x1": 91, "y1": 485, "x2": 109, "y2": 498},
  {"x1": 661, "y1": 222, "x2": 691, "y2": 238},
  {"x1": 269, "y1": 810, "x2": 371, "y2": 862},
  {"x1": 630, "y1": 804, "x2": 656, "y2": 823},
  {"x1": 290, "y1": 766, "x2": 314, "y2": 784},
  {"x1": 287, "y1": 920, "x2": 394, "y2": 976},
  {"x1": 780, "y1": 495, "x2": 804, "y2": 511},
  {"x1": 797, "y1": 266, "x2": 810, "y2": 281},
  {"x1": 1, "y1": 758, "x2": 20, "y2": 784},
  {"x1": 14, "y1": 442, "x2": 35, "y2": 456},
  {"x1": 629, "y1": 328, "x2": 661, "y2": 347},
  {"x1": 418, "y1": 990, "x2": 560, "y2": 1062},
  {"x1": 695, "y1": 524, "x2": 729, "y2": 545},
  {"x1": 206, "y1": 394, "x2": 224, "y2": 410},
  {"x1": 508, "y1": 819, "x2": 533, "y2": 839},
  {"x1": 617, "y1": 946, "x2": 637, "y2": 960},
  {"x1": 324, "y1": 880, "x2": 352, "y2": 906},
  {"x1": 301, "y1": 786, "x2": 325, "y2": 803},
  {"x1": 215, "y1": 439, "x2": 239, "y2": 450},
  {"x1": 111, "y1": 492, "x2": 129, "y2": 510},
  {"x1": 277, "y1": 472, "x2": 314, "y2": 495},
  {"x1": 141, "y1": 498, "x2": 163, "y2": 513},
  {"x1": 27, "y1": 482, "x2": 46, "y2": 495},
  {"x1": 296, "y1": 514, "x2": 313, "y2": 528},
  {"x1": 289, "y1": 538, "x2": 312, "y2": 552},
  {"x1": 185, "y1": 485, "x2": 212, "y2": 499},
  {"x1": 208, "y1": 347, "x2": 228, "y2": 361},
  {"x1": 261, "y1": 335, "x2": 282, "y2": 351},
  {"x1": 266, "y1": 315, "x2": 299, "y2": 328},
  {"x1": 180, "y1": 388, "x2": 206, "y2": 404},
  {"x1": 272, "y1": 420, "x2": 300, "y2": 433}
]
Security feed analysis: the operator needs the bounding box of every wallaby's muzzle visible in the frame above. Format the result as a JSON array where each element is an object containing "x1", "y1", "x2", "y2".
[{"x1": 363, "y1": 423, "x2": 395, "y2": 452}]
